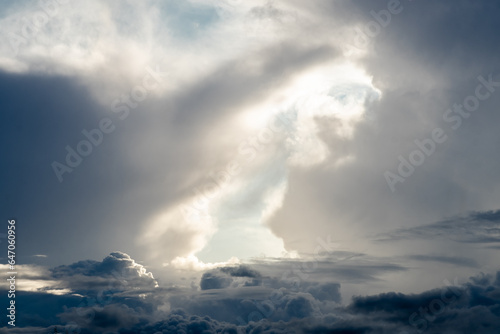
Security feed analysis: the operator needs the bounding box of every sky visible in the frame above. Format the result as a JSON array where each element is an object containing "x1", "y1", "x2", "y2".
[{"x1": 1, "y1": 0, "x2": 500, "y2": 333}]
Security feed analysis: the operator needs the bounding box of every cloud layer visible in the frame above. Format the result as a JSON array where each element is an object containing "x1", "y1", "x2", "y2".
[{"x1": 0, "y1": 251, "x2": 498, "y2": 333}]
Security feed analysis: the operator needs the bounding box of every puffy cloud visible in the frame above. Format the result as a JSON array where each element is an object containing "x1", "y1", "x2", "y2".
[
  {"x1": 342, "y1": 276, "x2": 500, "y2": 334},
  {"x1": 199, "y1": 265, "x2": 263, "y2": 290},
  {"x1": 284, "y1": 294, "x2": 314, "y2": 318},
  {"x1": 51, "y1": 251, "x2": 158, "y2": 291},
  {"x1": 0, "y1": 252, "x2": 159, "y2": 329},
  {"x1": 306, "y1": 283, "x2": 342, "y2": 303},
  {"x1": 220, "y1": 265, "x2": 262, "y2": 278},
  {"x1": 59, "y1": 304, "x2": 142, "y2": 333},
  {"x1": 200, "y1": 272, "x2": 233, "y2": 290},
  {"x1": 119, "y1": 309, "x2": 238, "y2": 334}
]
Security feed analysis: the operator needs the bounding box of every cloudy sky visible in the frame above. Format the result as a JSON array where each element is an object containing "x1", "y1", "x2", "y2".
[{"x1": 1, "y1": 0, "x2": 500, "y2": 333}]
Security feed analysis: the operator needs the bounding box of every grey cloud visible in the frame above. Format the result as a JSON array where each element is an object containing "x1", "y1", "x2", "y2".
[
  {"x1": 220, "y1": 265, "x2": 261, "y2": 278},
  {"x1": 265, "y1": 0, "x2": 500, "y2": 262},
  {"x1": 119, "y1": 309, "x2": 238, "y2": 334},
  {"x1": 200, "y1": 265, "x2": 264, "y2": 290},
  {"x1": 470, "y1": 272, "x2": 493, "y2": 286},
  {"x1": 306, "y1": 282, "x2": 341, "y2": 303},
  {"x1": 284, "y1": 294, "x2": 315, "y2": 319},
  {"x1": 59, "y1": 304, "x2": 142, "y2": 333},
  {"x1": 2, "y1": 267, "x2": 500, "y2": 334},
  {"x1": 51, "y1": 251, "x2": 158, "y2": 291},
  {"x1": 250, "y1": 255, "x2": 407, "y2": 284},
  {"x1": 407, "y1": 255, "x2": 478, "y2": 268},
  {"x1": 200, "y1": 272, "x2": 233, "y2": 290},
  {"x1": 376, "y1": 210, "x2": 500, "y2": 245}
]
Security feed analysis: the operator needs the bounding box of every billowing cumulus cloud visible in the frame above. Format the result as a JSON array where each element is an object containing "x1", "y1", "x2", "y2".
[{"x1": 51, "y1": 251, "x2": 158, "y2": 291}]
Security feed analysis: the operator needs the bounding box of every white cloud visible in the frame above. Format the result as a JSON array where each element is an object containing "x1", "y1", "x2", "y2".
[{"x1": 168, "y1": 254, "x2": 240, "y2": 271}]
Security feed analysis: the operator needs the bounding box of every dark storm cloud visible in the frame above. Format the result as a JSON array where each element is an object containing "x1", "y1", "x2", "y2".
[
  {"x1": 119, "y1": 309, "x2": 238, "y2": 334},
  {"x1": 306, "y1": 282, "x2": 341, "y2": 302},
  {"x1": 200, "y1": 271, "x2": 233, "y2": 290},
  {"x1": 283, "y1": 294, "x2": 315, "y2": 318},
  {"x1": 60, "y1": 304, "x2": 142, "y2": 333},
  {"x1": 220, "y1": 265, "x2": 261, "y2": 278},
  {"x1": 91, "y1": 270, "x2": 500, "y2": 333},
  {"x1": 470, "y1": 272, "x2": 492, "y2": 286},
  {"x1": 343, "y1": 275, "x2": 500, "y2": 334},
  {"x1": 0, "y1": 291, "x2": 83, "y2": 329},
  {"x1": 166, "y1": 266, "x2": 500, "y2": 333},
  {"x1": 167, "y1": 263, "x2": 343, "y2": 324},
  {"x1": 2, "y1": 255, "x2": 499, "y2": 334},
  {"x1": 189, "y1": 255, "x2": 402, "y2": 323},
  {"x1": 200, "y1": 265, "x2": 263, "y2": 290}
]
